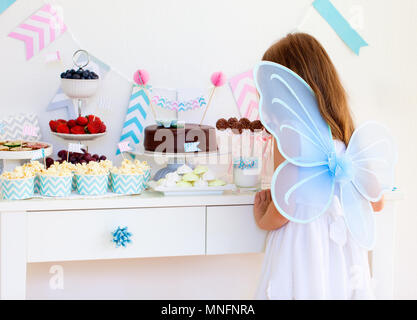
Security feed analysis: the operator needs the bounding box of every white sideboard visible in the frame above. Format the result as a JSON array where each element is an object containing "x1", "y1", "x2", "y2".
[{"x1": 0, "y1": 191, "x2": 266, "y2": 299}]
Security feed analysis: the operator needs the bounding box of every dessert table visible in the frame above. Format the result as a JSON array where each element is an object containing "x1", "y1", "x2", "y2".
[{"x1": 0, "y1": 190, "x2": 402, "y2": 299}]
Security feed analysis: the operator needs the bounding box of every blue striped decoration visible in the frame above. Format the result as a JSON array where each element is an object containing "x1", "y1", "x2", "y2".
[
  {"x1": 34, "y1": 174, "x2": 41, "y2": 193},
  {"x1": 1, "y1": 177, "x2": 34, "y2": 200},
  {"x1": 143, "y1": 169, "x2": 151, "y2": 189},
  {"x1": 110, "y1": 172, "x2": 144, "y2": 195},
  {"x1": 39, "y1": 175, "x2": 72, "y2": 197},
  {"x1": 46, "y1": 87, "x2": 77, "y2": 119},
  {"x1": 117, "y1": 85, "x2": 150, "y2": 155},
  {"x1": 75, "y1": 174, "x2": 109, "y2": 195}
]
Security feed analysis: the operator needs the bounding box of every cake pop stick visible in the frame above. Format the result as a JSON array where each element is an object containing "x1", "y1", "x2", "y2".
[
  {"x1": 133, "y1": 69, "x2": 157, "y2": 120},
  {"x1": 200, "y1": 72, "x2": 226, "y2": 125}
]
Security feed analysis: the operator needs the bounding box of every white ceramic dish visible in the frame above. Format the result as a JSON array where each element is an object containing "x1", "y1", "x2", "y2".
[
  {"x1": 151, "y1": 184, "x2": 236, "y2": 196},
  {"x1": 61, "y1": 79, "x2": 99, "y2": 99},
  {"x1": 0, "y1": 143, "x2": 52, "y2": 160},
  {"x1": 51, "y1": 132, "x2": 106, "y2": 141}
]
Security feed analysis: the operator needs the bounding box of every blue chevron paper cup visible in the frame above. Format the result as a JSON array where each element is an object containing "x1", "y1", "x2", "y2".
[
  {"x1": 39, "y1": 175, "x2": 72, "y2": 197},
  {"x1": 110, "y1": 172, "x2": 144, "y2": 195},
  {"x1": 75, "y1": 174, "x2": 109, "y2": 196},
  {"x1": 72, "y1": 174, "x2": 77, "y2": 191},
  {"x1": 34, "y1": 174, "x2": 41, "y2": 193},
  {"x1": 1, "y1": 177, "x2": 35, "y2": 200},
  {"x1": 143, "y1": 169, "x2": 151, "y2": 189}
]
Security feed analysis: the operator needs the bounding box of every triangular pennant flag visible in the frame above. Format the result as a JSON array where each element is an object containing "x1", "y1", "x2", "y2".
[
  {"x1": 229, "y1": 70, "x2": 260, "y2": 121},
  {"x1": 46, "y1": 87, "x2": 77, "y2": 119}
]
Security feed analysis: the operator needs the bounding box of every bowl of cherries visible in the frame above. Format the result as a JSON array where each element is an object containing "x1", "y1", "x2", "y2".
[
  {"x1": 46, "y1": 148, "x2": 107, "y2": 168},
  {"x1": 60, "y1": 68, "x2": 100, "y2": 99}
]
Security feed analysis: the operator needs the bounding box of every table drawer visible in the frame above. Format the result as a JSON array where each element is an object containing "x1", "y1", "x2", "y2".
[
  {"x1": 27, "y1": 207, "x2": 205, "y2": 262},
  {"x1": 206, "y1": 205, "x2": 267, "y2": 255}
]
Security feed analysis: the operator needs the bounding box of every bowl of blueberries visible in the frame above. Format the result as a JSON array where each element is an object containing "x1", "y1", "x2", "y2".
[{"x1": 61, "y1": 68, "x2": 100, "y2": 99}]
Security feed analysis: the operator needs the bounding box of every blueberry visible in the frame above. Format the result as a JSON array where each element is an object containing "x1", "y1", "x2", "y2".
[
  {"x1": 70, "y1": 69, "x2": 75, "y2": 73},
  {"x1": 72, "y1": 74, "x2": 81, "y2": 79},
  {"x1": 82, "y1": 71, "x2": 89, "y2": 79},
  {"x1": 60, "y1": 72, "x2": 66, "y2": 78}
]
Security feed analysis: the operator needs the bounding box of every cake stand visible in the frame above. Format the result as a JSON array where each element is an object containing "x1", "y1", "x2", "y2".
[
  {"x1": 130, "y1": 150, "x2": 229, "y2": 181},
  {"x1": 0, "y1": 143, "x2": 53, "y2": 172}
]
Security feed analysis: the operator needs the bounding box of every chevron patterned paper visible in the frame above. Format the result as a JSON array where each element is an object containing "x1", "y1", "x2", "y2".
[
  {"x1": 46, "y1": 86, "x2": 77, "y2": 119},
  {"x1": 117, "y1": 85, "x2": 150, "y2": 155},
  {"x1": 229, "y1": 70, "x2": 260, "y2": 121},
  {"x1": 8, "y1": 4, "x2": 67, "y2": 60},
  {"x1": 151, "y1": 95, "x2": 206, "y2": 112},
  {"x1": 75, "y1": 174, "x2": 108, "y2": 196},
  {"x1": 111, "y1": 173, "x2": 144, "y2": 195},
  {"x1": 143, "y1": 169, "x2": 151, "y2": 189},
  {"x1": 34, "y1": 175, "x2": 41, "y2": 193},
  {"x1": 0, "y1": 113, "x2": 42, "y2": 141},
  {"x1": 39, "y1": 175, "x2": 72, "y2": 197},
  {"x1": 1, "y1": 177, "x2": 35, "y2": 200}
]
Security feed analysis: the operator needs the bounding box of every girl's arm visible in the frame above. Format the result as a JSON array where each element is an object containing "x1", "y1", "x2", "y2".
[{"x1": 254, "y1": 140, "x2": 289, "y2": 231}]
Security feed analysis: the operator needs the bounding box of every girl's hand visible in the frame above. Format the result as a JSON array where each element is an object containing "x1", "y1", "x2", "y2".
[
  {"x1": 254, "y1": 189, "x2": 272, "y2": 219},
  {"x1": 371, "y1": 195, "x2": 385, "y2": 212}
]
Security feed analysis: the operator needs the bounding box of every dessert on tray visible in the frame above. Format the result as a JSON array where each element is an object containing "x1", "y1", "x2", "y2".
[
  {"x1": 49, "y1": 115, "x2": 106, "y2": 135},
  {"x1": 0, "y1": 141, "x2": 50, "y2": 152},
  {"x1": 144, "y1": 123, "x2": 217, "y2": 153}
]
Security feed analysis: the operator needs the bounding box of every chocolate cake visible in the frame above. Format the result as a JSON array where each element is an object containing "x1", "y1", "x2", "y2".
[{"x1": 144, "y1": 123, "x2": 217, "y2": 153}]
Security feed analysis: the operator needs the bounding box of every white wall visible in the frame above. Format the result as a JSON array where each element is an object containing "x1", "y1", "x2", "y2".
[{"x1": 0, "y1": 0, "x2": 416, "y2": 299}]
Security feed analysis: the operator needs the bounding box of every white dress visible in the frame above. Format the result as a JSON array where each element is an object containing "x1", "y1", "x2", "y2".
[{"x1": 255, "y1": 140, "x2": 375, "y2": 300}]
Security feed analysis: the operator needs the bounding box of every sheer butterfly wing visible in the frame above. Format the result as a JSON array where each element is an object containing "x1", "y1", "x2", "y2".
[
  {"x1": 346, "y1": 121, "x2": 397, "y2": 202},
  {"x1": 340, "y1": 182, "x2": 376, "y2": 249},
  {"x1": 254, "y1": 61, "x2": 334, "y2": 167},
  {"x1": 271, "y1": 161, "x2": 335, "y2": 223}
]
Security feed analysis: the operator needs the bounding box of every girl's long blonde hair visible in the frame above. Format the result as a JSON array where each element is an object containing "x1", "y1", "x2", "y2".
[{"x1": 262, "y1": 33, "x2": 355, "y2": 145}]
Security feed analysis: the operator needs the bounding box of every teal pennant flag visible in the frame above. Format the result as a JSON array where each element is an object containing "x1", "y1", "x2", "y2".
[{"x1": 313, "y1": 0, "x2": 368, "y2": 55}]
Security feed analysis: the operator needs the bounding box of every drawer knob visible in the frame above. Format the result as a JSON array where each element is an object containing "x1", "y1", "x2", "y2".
[{"x1": 112, "y1": 226, "x2": 132, "y2": 248}]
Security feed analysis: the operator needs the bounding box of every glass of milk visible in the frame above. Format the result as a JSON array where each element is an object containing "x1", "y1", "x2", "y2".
[{"x1": 233, "y1": 157, "x2": 261, "y2": 188}]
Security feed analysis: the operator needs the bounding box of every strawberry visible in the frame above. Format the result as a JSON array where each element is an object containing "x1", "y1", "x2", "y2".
[
  {"x1": 56, "y1": 123, "x2": 70, "y2": 134},
  {"x1": 87, "y1": 115, "x2": 101, "y2": 123},
  {"x1": 67, "y1": 119, "x2": 77, "y2": 128},
  {"x1": 86, "y1": 120, "x2": 101, "y2": 134},
  {"x1": 49, "y1": 120, "x2": 58, "y2": 132},
  {"x1": 57, "y1": 119, "x2": 67, "y2": 125},
  {"x1": 70, "y1": 126, "x2": 85, "y2": 134},
  {"x1": 99, "y1": 122, "x2": 106, "y2": 133},
  {"x1": 76, "y1": 116, "x2": 88, "y2": 126}
]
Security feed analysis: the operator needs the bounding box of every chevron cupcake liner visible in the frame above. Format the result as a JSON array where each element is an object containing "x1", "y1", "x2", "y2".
[
  {"x1": 143, "y1": 169, "x2": 151, "y2": 189},
  {"x1": 72, "y1": 174, "x2": 77, "y2": 191},
  {"x1": 34, "y1": 175, "x2": 41, "y2": 193},
  {"x1": 39, "y1": 175, "x2": 72, "y2": 197},
  {"x1": 75, "y1": 174, "x2": 109, "y2": 196},
  {"x1": 110, "y1": 172, "x2": 144, "y2": 195},
  {"x1": 1, "y1": 177, "x2": 35, "y2": 200}
]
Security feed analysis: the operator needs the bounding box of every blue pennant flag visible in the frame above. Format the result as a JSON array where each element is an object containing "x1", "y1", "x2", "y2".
[{"x1": 184, "y1": 142, "x2": 201, "y2": 153}]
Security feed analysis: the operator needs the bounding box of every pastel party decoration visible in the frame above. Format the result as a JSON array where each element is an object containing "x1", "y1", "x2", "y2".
[
  {"x1": 133, "y1": 69, "x2": 150, "y2": 85},
  {"x1": 76, "y1": 53, "x2": 110, "y2": 79},
  {"x1": 8, "y1": 4, "x2": 67, "y2": 60},
  {"x1": 31, "y1": 148, "x2": 45, "y2": 161},
  {"x1": 112, "y1": 226, "x2": 132, "y2": 248},
  {"x1": 184, "y1": 142, "x2": 201, "y2": 153},
  {"x1": 200, "y1": 71, "x2": 226, "y2": 125},
  {"x1": 45, "y1": 50, "x2": 61, "y2": 63},
  {"x1": 233, "y1": 157, "x2": 259, "y2": 170},
  {"x1": 46, "y1": 86, "x2": 77, "y2": 119},
  {"x1": 118, "y1": 141, "x2": 132, "y2": 153},
  {"x1": 313, "y1": 0, "x2": 368, "y2": 55},
  {"x1": 254, "y1": 61, "x2": 397, "y2": 249},
  {"x1": 117, "y1": 85, "x2": 150, "y2": 155},
  {"x1": 23, "y1": 124, "x2": 38, "y2": 137},
  {"x1": 151, "y1": 95, "x2": 206, "y2": 112},
  {"x1": 0, "y1": 0, "x2": 16, "y2": 15},
  {"x1": 75, "y1": 174, "x2": 109, "y2": 196},
  {"x1": 229, "y1": 70, "x2": 260, "y2": 120},
  {"x1": 0, "y1": 113, "x2": 42, "y2": 141},
  {"x1": 110, "y1": 172, "x2": 144, "y2": 195},
  {"x1": 68, "y1": 143, "x2": 83, "y2": 153},
  {"x1": 1, "y1": 177, "x2": 35, "y2": 200},
  {"x1": 39, "y1": 175, "x2": 72, "y2": 197}
]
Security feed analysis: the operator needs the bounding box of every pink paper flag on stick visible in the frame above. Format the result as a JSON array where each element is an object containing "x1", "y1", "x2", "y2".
[
  {"x1": 229, "y1": 70, "x2": 260, "y2": 121},
  {"x1": 118, "y1": 141, "x2": 132, "y2": 153},
  {"x1": 8, "y1": 4, "x2": 67, "y2": 60},
  {"x1": 23, "y1": 124, "x2": 38, "y2": 137}
]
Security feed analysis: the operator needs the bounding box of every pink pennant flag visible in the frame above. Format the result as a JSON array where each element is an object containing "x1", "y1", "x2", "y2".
[
  {"x1": 229, "y1": 70, "x2": 260, "y2": 121},
  {"x1": 23, "y1": 124, "x2": 38, "y2": 137},
  {"x1": 118, "y1": 141, "x2": 132, "y2": 153},
  {"x1": 45, "y1": 50, "x2": 61, "y2": 63}
]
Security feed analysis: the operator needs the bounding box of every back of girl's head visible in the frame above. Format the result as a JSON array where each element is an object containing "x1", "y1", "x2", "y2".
[{"x1": 262, "y1": 32, "x2": 354, "y2": 145}]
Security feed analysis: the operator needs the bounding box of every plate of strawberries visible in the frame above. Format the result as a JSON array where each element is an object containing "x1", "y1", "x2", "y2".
[{"x1": 49, "y1": 115, "x2": 107, "y2": 141}]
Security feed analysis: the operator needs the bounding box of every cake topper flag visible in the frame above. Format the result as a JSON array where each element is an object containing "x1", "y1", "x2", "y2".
[
  {"x1": 200, "y1": 72, "x2": 226, "y2": 125},
  {"x1": 229, "y1": 70, "x2": 260, "y2": 121},
  {"x1": 8, "y1": 4, "x2": 67, "y2": 60},
  {"x1": 23, "y1": 124, "x2": 38, "y2": 137},
  {"x1": 117, "y1": 85, "x2": 150, "y2": 155},
  {"x1": 254, "y1": 61, "x2": 397, "y2": 249}
]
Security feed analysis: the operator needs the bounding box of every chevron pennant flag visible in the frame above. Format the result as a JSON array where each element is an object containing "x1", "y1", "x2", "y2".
[
  {"x1": 184, "y1": 142, "x2": 201, "y2": 153},
  {"x1": 45, "y1": 50, "x2": 61, "y2": 63},
  {"x1": 0, "y1": 113, "x2": 42, "y2": 141},
  {"x1": 1, "y1": 177, "x2": 35, "y2": 200},
  {"x1": 76, "y1": 53, "x2": 111, "y2": 79},
  {"x1": 117, "y1": 85, "x2": 150, "y2": 155},
  {"x1": 75, "y1": 174, "x2": 109, "y2": 196},
  {"x1": 111, "y1": 173, "x2": 144, "y2": 195},
  {"x1": 151, "y1": 95, "x2": 206, "y2": 112},
  {"x1": 46, "y1": 86, "x2": 76, "y2": 119},
  {"x1": 8, "y1": 4, "x2": 67, "y2": 60},
  {"x1": 229, "y1": 70, "x2": 260, "y2": 121},
  {"x1": 0, "y1": 0, "x2": 16, "y2": 15},
  {"x1": 39, "y1": 175, "x2": 72, "y2": 197}
]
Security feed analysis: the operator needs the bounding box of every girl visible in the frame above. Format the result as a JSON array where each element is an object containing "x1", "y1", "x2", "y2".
[{"x1": 254, "y1": 32, "x2": 384, "y2": 300}]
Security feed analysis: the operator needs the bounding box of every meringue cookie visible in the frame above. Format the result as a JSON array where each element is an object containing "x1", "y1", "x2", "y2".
[
  {"x1": 194, "y1": 179, "x2": 208, "y2": 187},
  {"x1": 166, "y1": 172, "x2": 180, "y2": 182},
  {"x1": 201, "y1": 170, "x2": 215, "y2": 181},
  {"x1": 208, "y1": 179, "x2": 226, "y2": 187},
  {"x1": 182, "y1": 172, "x2": 199, "y2": 182},
  {"x1": 165, "y1": 179, "x2": 177, "y2": 187},
  {"x1": 176, "y1": 180, "x2": 192, "y2": 187},
  {"x1": 193, "y1": 165, "x2": 208, "y2": 175},
  {"x1": 176, "y1": 164, "x2": 193, "y2": 175},
  {"x1": 156, "y1": 178, "x2": 167, "y2": 186}
]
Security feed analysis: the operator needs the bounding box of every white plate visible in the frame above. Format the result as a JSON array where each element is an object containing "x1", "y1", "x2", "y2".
[
  {"x1": 51, "y1": 132, "x2": 106, "y2": 141},
  {"x1": 0, "y1": 143, "x2": 52, "y2": 160},
  {"x1": 152, "y1": 184, "x2": 236, "y2": 196}
]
